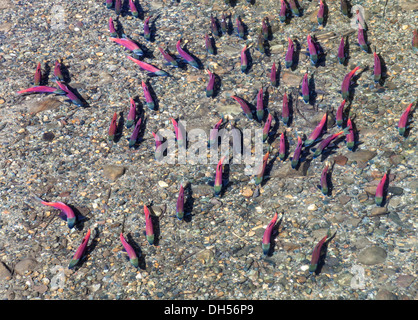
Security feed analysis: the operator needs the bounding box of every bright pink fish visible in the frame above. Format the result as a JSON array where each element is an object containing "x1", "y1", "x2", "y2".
[
  {"x1": 341, "y1": 66, "x2": 360, "y2": 99},
  {"x1": 127, "y1": 55, "x2": 168, "y2": 76},
  {"x1": 120, "y1": 232, "x2": 139, "y2": 267},
  {"x1": 54, "y1": 60, "x2": 64, "y2": 82},
  {"x1": 108, "y1": 112, "x2": 118, "y2": 141},
  {"x1": 305, "y1": 113, "x2": 327, "y2": 147},
  {"x1": 398, "y1": 103, "x2": 413, "y2": 136},
  {"x1": 285, "y1": 37, "x2": 294, "y2": 68},
  {"x1": 17, "y1": 86, "x2": 65, "y2": 95},
  {"x1": 109, "y1": 17, "x2": 117, "y2": 37},
  {"x1": 55, "y1": 81, "x2": 83, "y2": 106},
  {"x1": 110, "y1": 37, "x2": 143, "y2": 56},
  {"x1": 336, "y1": 99, "x2": 346, "y2": 127},
  {"x1": 256, "y1": 87, "x2": 264, "y2": 121},
  {"x1": 262, "y1": 212, "x2": 278, "y2": 255},
  {"x1": 214, "y1": 156, "x2": 226, "y2": 195},
  {"x1": 142, "y1": 81, "x2": 154, "y2": 110},
  {"x1": 375, "y1": 172, "x2": 387, "y2": 206},
  {"x1": 126, "y1": 97, "x2": 136, "y2": 128},
  {"x1": 144, "y1": 16, "x2": 152, "y2": 41},
  {"x1": 309, "y1": 231, "x2": 330, "y2": 273},
  {"x1": 263, "y1": 113, "x2": 273, "y2": 142},
  {"x1": 144, "y1": 205, "x2": 154, "y2": 245},
  {"x1": 35, "y1": 196, "x2": 76, "y2": 229},
  {"x1": 68, "y1": 229, "x2": 91, "y2": 269},
  {"x1": 176, "y1": 39, "x2": 199, "y2": 69},
  {"x1": 231, "y1": 95, "x2": 253, "y2": 119}
]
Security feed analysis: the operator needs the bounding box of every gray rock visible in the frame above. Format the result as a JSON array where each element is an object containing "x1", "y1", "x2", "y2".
[
  {"x1": 376, "y1": 288, "x2": 398, "y2": 300},
  {"x1": 102, "y1": 165, "x2": 126, "y2": 181},
  {"x1": 0, "y1": 261, "x2": 12, "y2": 279},
  {"x1": 346, "y1": 150, "x2": 377, "y2": 165},
  {"x1": 396, "y1": 274, "x2": 415, "y2": 288},
  {"x1": 14, "y1": 258, "x2": 39, "y2": 275},
  {"x1": 357, "y1": 246, "x2": 387, "y2": 265}
]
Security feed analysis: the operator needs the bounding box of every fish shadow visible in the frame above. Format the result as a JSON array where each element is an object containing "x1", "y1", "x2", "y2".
[
  {"x1": 212, "y1": 72, "x2": 222, "y2": 98},
  {"x1": 114, "y1": 111, "x2": 125, "y2": 143},
  {"x1": 64, "y1": 83, "x2": 89, "y2": 108},
  {"x1": 347, "y1": 66, "x2": 368, "y2": 101},
  {"x1": 148, "y1": 14, "x2": 161, "y2": 43},
  {"x1": 58, "y1": 61, "x2": 72, "y2": 84},
  {"x1": 342, "y1": 36, "x2": 350, "y2": 66},
  {"x1": 308, "y1": 73, "x2": 317, "y2": 106},
  {"x1": 132, "y1": 0, "x2": 145, "y2": 20},
  {"x1": 261, "y1": 89, "x2": 270, "y2": 122},
  {"x1": 183, "y1": 183, "x2": 195, "y2": 223},
  {"x1": 265, "y1": 17, "x2": 273, "y2": 41},
  {"x1": 209, "y1": 35, "x2": 218, "y2": 55},
  {"x1": 402, "y1": 106, "x2": 415, "y2": 139},
  {"x1": 321, "y1": 1, "x2": 329, "y2": 27},
  {"x1": 226, "y1": 13, "x2": 234, "y2": 35},
  {"x1": 261, "y1": 153, "x2": 278, "y2": 187},
  {"x1": 40, "y1": 61, "x2": 51, "y2": 86},
  {"x1": 229, "y1": 0, "x2": 238, "y2": 7},
  {"x1": 291, "y1": 39, "x2": 301, "y2": 71},
  {"x1": 294, "y1": 0, "x2": 304, "y2": 17},
  {"x1": 126, "y1": 233, "x2": 146, "y2": 270},
  {"x1": 68, "y1": 205, "x2": 90, "y2": 231},
  {"x1": 375, "y1": 52, "x2": 388, "y2": 86},
  {"x1": 243, "y1": 48, "x2": 253, "y2": 74},
  {"x1": 285, "y1": 92, "x2": 294, "y2": 126},
  {"x1": 129, "y1": 115, "x2": 147, "y2": 149},
  {"x1": 271, "y1": 61, "x2": 280, "y2": 87},
  {"x1": 315, "y1": 40, "x2": 327, "y2": 67},
  {"x1": 114, "y1": 17, "x2": 126, "y2": 38}
]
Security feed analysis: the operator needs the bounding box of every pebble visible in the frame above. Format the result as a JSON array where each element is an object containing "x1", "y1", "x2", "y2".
[
  {"x1": 102, "y1": 165, "x2": 126, "y2": 181},
  {"x1": 14, "y1": 258, "x2": 39, "y2": 275},
  {"x1": 0, "y1": 262, "x2": 12, "y2": 280},
  {"x1": 357, "y1": 246, "x2": 387, "y2": 265},
  {"x1": 158, "y1": 181, "x2": 169, "y2": 188},
  {"x1": 241, "y1": 187, "x2": 253, "y2": 198},
  {"x1": 370, "y1": 207, "x2": 388, "y2": 216}
]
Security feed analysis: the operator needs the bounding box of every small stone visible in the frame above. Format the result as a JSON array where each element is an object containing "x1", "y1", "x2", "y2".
[
  {"x1": 42, "y1": 132, "x2": 55, "y2": 142},
  {"x1": 102, "y1": 165, "x2": 126, "y2": 181},
  {"x1": 14, "y1": 258, "x2": 39, "y2": 275},
  {"x1": 333, "y1": 155, "x2": 348, "y2": 166},
  {"x1": 357, "y1": 246, "x2": 387, "y2": 265},
  {"x1": 241, "y1": 187, "x2": 253, "y2": 198},
  {"x1": 370, "y1": 207, "x2": 388, "y2": 216},
  {"x1": 196, "y1": 249, "x2": 214, "y2": 264},
  {"x1": 396, "y1": 274, "x2": 415, "y2": 288},
  {"x1": 282, "y1": 72, "x2": 301, "y2": 86},
  {"x1": 389, "y1": 154, "x2": 405, "y2": 165},
  {"x1": 307, "y1": 204, "x2": 317, "y2": 211},
  {"x1": 158, "y1": 181, "x2": 169, "y2": 188},
  {"x1": 27, "y1": 98, "x2": 61, "y2": 114},
  {"x1": 338, "y1": 195, "x2": 351, "y2": 205},
  {"x1": 0, "y1": 262, "x2": 12, "y2": 279},
  {"x1": 346, "y1": 150, "x2": 377, "y2": 165},
  {"x1": 376, "y1": 288, "x2": 398, "y2": 300}
]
